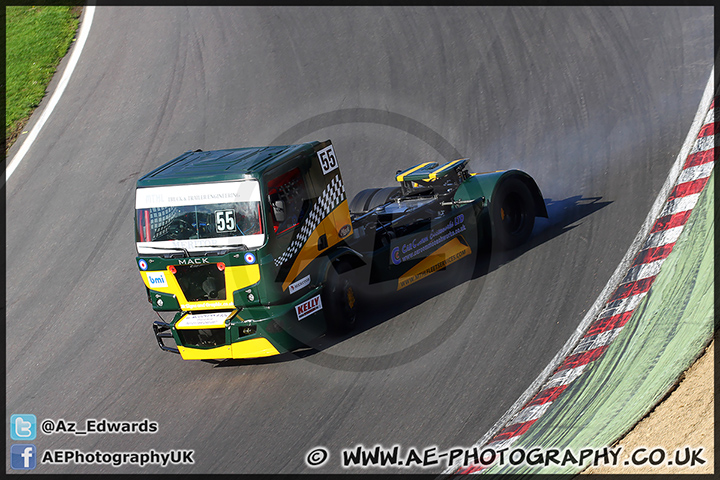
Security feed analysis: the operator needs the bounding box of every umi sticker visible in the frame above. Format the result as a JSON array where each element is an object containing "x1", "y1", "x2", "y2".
[
  {"x1": 289, "y1": 275, "x2": 311, "y2": 294},
  {"x1": 146, "y1": 271, "x2": 168, "y2": 288},
  {"x1": 296, "y1": 294, "x2": 322, "y2": 321}
]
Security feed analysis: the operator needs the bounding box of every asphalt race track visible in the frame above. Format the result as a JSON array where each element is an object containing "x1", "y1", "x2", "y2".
[{"x1": 5, "y1": 6, "x2": 713, "y2": 474}]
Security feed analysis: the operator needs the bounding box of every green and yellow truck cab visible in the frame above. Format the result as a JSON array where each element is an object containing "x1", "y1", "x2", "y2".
[
  {"x1": 135, "y1": 140, "x2": 547, "y2": 361},
  {"x1": 136, "y1": 140, "x2": 359, "y2": 360}
]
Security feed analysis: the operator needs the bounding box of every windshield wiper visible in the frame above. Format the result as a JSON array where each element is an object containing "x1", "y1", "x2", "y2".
[
  {"x1": 140, "y1": 242, "x2": 250, "y2": 258},
  {"x1": 140, "y1": 245, "x2": 190, "y2": 258},
  {"x1": 208, "y1": 243, "x2": 249, "y2": 255}
]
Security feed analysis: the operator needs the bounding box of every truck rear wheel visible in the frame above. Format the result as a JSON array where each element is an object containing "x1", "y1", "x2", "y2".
[
  {"x1": 366, "y1": 187, "x2": 401, "y2": 210},
  {"x1": 491, "y1": 177, "x2": 535, "y2": 250},
  {"x1": 323, "y1": 261, "x2": 358, "y2": 333},
  {"x1": 349, "y1": 187, "x2": 401, "y2": 215},
  {"x1": 349, "y1": 188, "x2": 381, "y2": 215}
]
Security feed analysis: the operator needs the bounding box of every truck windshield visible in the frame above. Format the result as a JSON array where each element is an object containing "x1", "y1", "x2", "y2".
[{"x1": 135, "y1": 180, "x2": 264, "y2": 255}]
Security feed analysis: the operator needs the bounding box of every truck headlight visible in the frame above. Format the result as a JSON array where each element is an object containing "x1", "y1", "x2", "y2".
[{"x1": 240, "y1": 325, "x2": 256, "y2": 337}]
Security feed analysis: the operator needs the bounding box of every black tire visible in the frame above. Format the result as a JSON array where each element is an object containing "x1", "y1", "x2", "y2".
[
  {"x1": 349, "y1": 186, "x2": 402, "y2": 215},
  {"x1": 366, "y1": 186, "x2": 402, "y2": 211},
  {"x1": 349, "y1": 188, "x2": 381, "y2": 215},
  {"x1": 491, "y1": 177, "x2": 535, "y2": 250},
  {"x1": 323, "y1": 261, "x2": 359, "y2": 333}
]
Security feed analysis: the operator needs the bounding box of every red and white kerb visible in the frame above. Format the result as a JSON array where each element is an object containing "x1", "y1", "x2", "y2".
[{"x1": 456, "y1": 97, "x2": 716, "y2": 474}]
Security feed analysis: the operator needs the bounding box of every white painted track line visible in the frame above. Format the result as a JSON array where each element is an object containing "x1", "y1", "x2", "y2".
[{"x1": 5, "y1": 5, "x2": 96, "y2": 184}]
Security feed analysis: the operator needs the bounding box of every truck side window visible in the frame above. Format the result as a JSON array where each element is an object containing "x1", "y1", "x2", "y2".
[{"x1": 267, "y1": 168, "x2": 309, "y2": 235}]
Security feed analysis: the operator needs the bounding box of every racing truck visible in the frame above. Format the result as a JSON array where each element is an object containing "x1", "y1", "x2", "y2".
[{"x1": 135, "y1": 140, "x2": 547, "y2": 360}]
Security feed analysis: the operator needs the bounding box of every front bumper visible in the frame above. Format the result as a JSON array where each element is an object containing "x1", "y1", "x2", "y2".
[
  {"x1": 152, "y1": 288, "x2": 326, "y2": 360},
  {"x1": 153, "y1": 316, "x2": 283, "y2": 360},
  {"x1": 180, "y1": 337, "x2": 281, "y2": 360}
]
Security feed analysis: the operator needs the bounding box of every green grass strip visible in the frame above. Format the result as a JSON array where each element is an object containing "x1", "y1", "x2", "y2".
[
  {"x1": 483, "y1": 171, "x2": 715, "y2": 475},
  {"x1": 6, "y1": 6, "x2": 80, "y2": 148}
]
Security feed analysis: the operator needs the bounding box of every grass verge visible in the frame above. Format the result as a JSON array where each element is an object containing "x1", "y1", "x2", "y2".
[{"x1": 6, "y1": 5, "x2": 82, "y2": 153}]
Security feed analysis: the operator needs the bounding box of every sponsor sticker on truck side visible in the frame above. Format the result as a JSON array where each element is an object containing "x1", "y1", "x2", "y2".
[
  {"x1": 296, "y1": 294, "x2": 322, "y2": 321},
  {"x1": 289, "y1": 275, "x2": 311, "y2": 294}
]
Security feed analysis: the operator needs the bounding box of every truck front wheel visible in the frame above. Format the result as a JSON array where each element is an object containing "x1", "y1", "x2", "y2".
[{"x1": 323, "y1": 261, "x2": 358, "y2": 333}]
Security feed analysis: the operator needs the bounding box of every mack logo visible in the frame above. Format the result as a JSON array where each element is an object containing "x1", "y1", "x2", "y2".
[
  {"x1": 295, "y1": 294, "x2": 322, "y2": 321},
  {"x1": 177, "y1": 258, "x2": 210, "y2": 265}
]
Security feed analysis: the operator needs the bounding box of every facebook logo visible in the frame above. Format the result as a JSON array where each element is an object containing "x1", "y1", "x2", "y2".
[
  {"x1": 11, "y1": 444, "x2": 36, "y2": 470},
  {"x1": 10, "y1": 414, "x2": 36, "y2": 440}
]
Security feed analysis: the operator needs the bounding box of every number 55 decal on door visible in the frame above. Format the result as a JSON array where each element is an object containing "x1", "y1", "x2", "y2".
[{"x1": 317, "y1": 145, "x2": 338, "y2": 175}]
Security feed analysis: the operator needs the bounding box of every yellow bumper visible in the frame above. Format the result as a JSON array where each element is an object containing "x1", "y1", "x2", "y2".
[{"x1": 177, "y1": 337, "x2": 280, "y2": 360}]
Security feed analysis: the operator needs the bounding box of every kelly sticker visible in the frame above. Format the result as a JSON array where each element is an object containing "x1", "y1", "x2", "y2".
[{"x1": 296, "y1": 295, "x2": 322, "y2": 321}]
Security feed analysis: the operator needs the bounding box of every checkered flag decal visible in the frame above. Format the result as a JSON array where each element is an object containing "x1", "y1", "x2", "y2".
[{"x1": 274, "y1": 174, "x2": 346, "y2": 267}]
